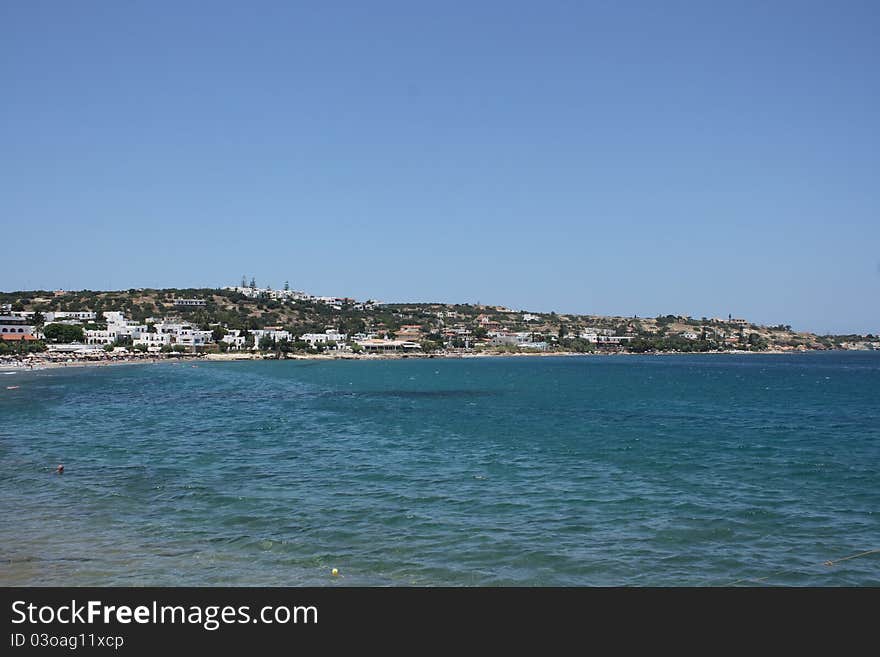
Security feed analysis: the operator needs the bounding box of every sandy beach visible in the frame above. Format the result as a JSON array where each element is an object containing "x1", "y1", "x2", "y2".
[{"x1": 0, "y1": 347, "x2": 802, "y2": 375}]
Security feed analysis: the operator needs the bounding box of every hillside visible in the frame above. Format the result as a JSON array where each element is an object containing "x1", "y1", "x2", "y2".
[{"x1": 1, "y1": 287, "x2": 877, "y2": 353}]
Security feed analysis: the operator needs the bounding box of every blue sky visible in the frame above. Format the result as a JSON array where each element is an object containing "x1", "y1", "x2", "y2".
[{"x1": 1, "y1": 1, "x2": 877, "y2": 334}]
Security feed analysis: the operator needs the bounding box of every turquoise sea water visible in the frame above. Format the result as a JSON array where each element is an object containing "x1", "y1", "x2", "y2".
[{"x1": 1, "y1": 352, "x2": 878, "y2": 586}]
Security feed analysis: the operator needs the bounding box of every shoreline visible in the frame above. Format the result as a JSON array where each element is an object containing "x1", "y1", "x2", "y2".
[
  {"x1": 0, "y1": 348, "x2": 851, "y2": 373},
  {"x1": 0, "y1": 354, "x2": 201, "y2": 372}
]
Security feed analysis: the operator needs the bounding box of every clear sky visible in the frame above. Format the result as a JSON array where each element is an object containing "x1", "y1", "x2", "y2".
[{"x1": 2, "y1": 1, "x2": 878, "y2": 334}]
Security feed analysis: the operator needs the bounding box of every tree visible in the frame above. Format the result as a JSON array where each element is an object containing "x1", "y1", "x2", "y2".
[
  {"x1": 258, "y1": 335, "x2": 274, "y2": 351},
  {"x1": 284, "y1": 281, "x2": 290, "y2": 291},
  {"x1": 43, "y1": 323, "x2": 85, "y2": 343},
  {"x1": 32, "y1": 311, "x2": 45, "y2": 327},
  {"x1": 212, "y1": 326, "x2": 227, "y2": 342},
  {"x1": 249, "y1": 277, "x2": 257, "y2": 290},
  {"x1": 0, "y1": 339, "x2": 47, "y2": 355},
  {"x1": 747, "y1": 333, "x2": 767, "y2": 350},
  {"x1": 420, "y1": 339, "x2": 443, "y2": 352},
  {"x1": 339, "y1": 317, "x2": 365, "y2": 336}
]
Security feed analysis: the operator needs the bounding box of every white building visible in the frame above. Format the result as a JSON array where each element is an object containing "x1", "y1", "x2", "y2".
[
  {"x1": 314, "y1": 296, "x2": 345, "y2": 305},
  {"x1": 107, "y1": 321, "x2": 146, "y2": 339},
  {"x1": 250, "y1": 329, "x2": 293, "y2": 347},
  {"x1": 134, "y1": 333, "x2": 172, "y2": 352},
  {"x1": 680, "y1": 332, "x2": 700, "y2": 340},
  {"x1": 174, "y1": 327, "x2": 212, "y2": 347},
  {"x1": 44, "y1": 311, "x2": 96, "y2": 322},
  {"x1": 46, "y1": 343, "x2": 103, "y2": 354},
  {"x1": 269, "y1": 289, "x2": 311, "y2": 301},
  {"x1": 173, "y1": 298, "x2": 206, "y2": 307},
  {"x1": 223, "y1": 286, "x2": 311, "y2": 301},
  {"x1": 299, "y1": 330, "x2": 346, "y2": 346},
  {"x1": 356, "y1": 338, "x2": 421, "y2": 352},
  {"x1": 582, "y1": 327, "x2": 615, "y2": 336},
  {"x1": 146, "y1": 321, "x2": 213, "y2": 348},
  {"x1": 154, "y1": 321, "x2": 188, "y2": 335},
  {"x1": 99, "y1": 311, "x2": 146, "y2": 339},
  {"x1": 0, "y1": 316, "x2": 35, "y2": 337},
  {"x1": 224, "y1": 286, "x2": 261, "y2": 299},
  {"x1": 490, "y1": 332, "x2": 546, "y2": 349},
  {"x1": 595, "y1": 335, "x2": 635, "y2": 345},
  {"x1": 221, "y1": 330, "x2": 247, "y2": 349},
  {"x1": 85, "y1": 329, "x2": 120, "y2": 345}
]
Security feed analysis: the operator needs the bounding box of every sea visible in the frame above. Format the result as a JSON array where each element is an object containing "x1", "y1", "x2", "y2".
[{"x1": 1, "y1": 352, "x2": 878, "y2": 586}]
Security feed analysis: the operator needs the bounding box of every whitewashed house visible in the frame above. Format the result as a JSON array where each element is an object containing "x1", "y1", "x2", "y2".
[
  {"x1": 250, "y1": 329, "x2": 292, "y2": 348},
  {"x1": 221, "y1": 330, "x2": 247, "y2": 349},
  {"x1": 134, "y1": 333, "x2": 171, "y2": 352},
  {"x1": 490, "y1": 332, "x2": 546, "y2": 349},
  {"x1": 44, "y1": 311, "x2": 96, "y2": 322},
  {"x1": 109, "y1": 321, "x2": 147, "y2": 339},
  {"x1": 299, "y1": 329, "x2": 346, "y2": 346},
  {"x1": 174, "y1": 327, "x2": 212, "y2": 347},
  {"x1": 85, "y1": 329, "x2": 119, "y2": 345}
]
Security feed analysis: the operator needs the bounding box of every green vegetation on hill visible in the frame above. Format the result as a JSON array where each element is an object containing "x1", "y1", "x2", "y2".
[{"x1": 2, "y1": 288, "x2": 875, "y2": 353}]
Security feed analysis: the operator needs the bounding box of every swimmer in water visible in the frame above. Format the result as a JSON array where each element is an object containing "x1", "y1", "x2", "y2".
[{"x1": 56, "y1": 464, "x2": 64, "y2": 474}]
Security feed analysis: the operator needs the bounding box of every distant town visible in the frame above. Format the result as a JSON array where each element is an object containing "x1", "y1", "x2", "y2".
[{"x1": 1, "y1": 279, "x2": 877, "y2": 364}]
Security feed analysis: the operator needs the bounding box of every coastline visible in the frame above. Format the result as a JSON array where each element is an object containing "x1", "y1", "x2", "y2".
[
  {"x1": 0, "y1": 354, "x2": 200, "y2": 372},
  {"x1": 0, "y1": 347, "x2": 836, "y2": 374}
]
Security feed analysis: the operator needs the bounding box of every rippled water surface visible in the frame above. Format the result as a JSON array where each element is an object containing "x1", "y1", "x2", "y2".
[{"x1": 1, "y1": 353, "x2": 878, "y2": 585}]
